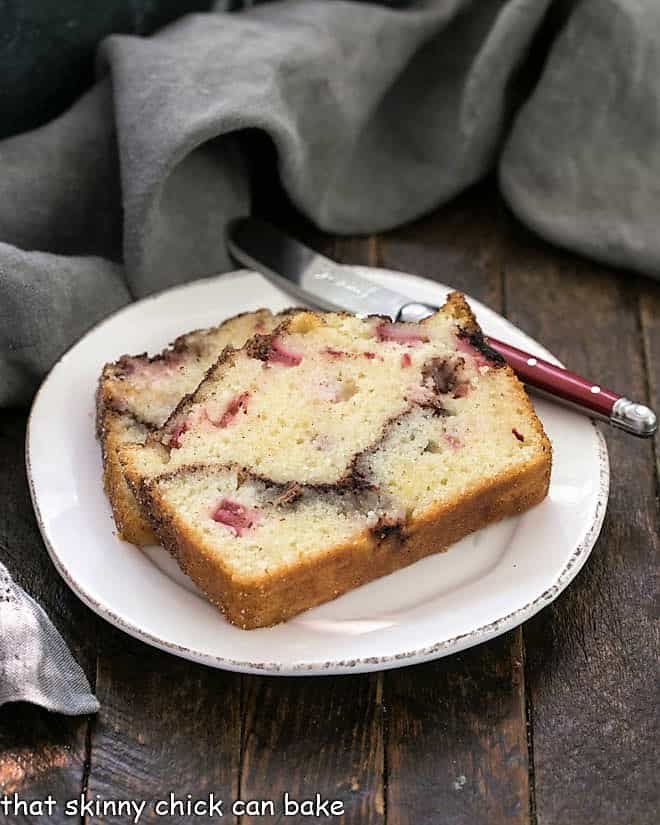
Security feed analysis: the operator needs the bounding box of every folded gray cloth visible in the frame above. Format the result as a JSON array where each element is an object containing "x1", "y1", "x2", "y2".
[
  {"x1": 500, "y1": 0, "x2": 660, "y2": 277},
  {"x1": 0, "y1": 562, "x2": 99, "y2": 714},
  {"x1": 2, "y1": 0, "x2": 659, "y2": 713},
  {"x1": 3, "y1": 0, "x2": 660, "y2": 408}
]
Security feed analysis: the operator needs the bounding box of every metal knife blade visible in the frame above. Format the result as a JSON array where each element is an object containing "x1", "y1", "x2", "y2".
[{"x1": 227, "y1": 217, "x2": 435, "y2": 322}]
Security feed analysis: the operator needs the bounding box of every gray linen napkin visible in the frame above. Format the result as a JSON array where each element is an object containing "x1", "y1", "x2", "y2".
[
  {"x1": 0, "y1": 562, "x2": 99, "y2": 714},
  {"x1": 6, "y1": 0, "x2": 660, "y2": 408},
  {"x1": 501, "y1": 0, "x2": 660, "y2": 278}
]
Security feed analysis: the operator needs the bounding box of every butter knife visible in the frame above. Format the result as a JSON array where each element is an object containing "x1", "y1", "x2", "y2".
[{"x1": 227, "y1": 217, "x2": 657, "y2": 438}]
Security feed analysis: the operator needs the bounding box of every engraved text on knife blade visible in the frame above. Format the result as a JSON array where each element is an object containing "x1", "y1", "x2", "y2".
[{"x1": 312, "y1": 270, "x2": 381, "y2": 300}]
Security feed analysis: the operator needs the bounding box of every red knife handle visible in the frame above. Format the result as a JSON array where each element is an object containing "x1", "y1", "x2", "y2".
[
  {"x1": 486, "y1": 336, "x2": 656, "y2": 437},
  {"x1": 486, "y1": 337, "x2": 617, "y2": 416}
]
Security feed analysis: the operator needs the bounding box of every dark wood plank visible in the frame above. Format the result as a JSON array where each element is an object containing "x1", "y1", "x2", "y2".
[
  {"x1": 0, "y1": 410, "x2": 93, "y2": 824},
  {"x1": 379, "y1": 191, "x2": 531, "y2": 825},
  {"x1": 503, "y1": 220, "x2": 659, "y2": 825},
  {"x1": 240, "y1": 673, "x2": 384, "y2": 824},
  {"x1": 238, "y1": 234, "x2": 385, "y2": 825},
  {"x1": 86, "y1": 626, "x2": 241, "y2": 824},
  {"x1": 0, "y1": 704, "x2": 89, "y2": 825},
  {"x1": 387, "y1": 632, "x2": 529, "y2": 825},
  {"x1": 378, "y1": 183, "x2": 508, "y2": 311}
]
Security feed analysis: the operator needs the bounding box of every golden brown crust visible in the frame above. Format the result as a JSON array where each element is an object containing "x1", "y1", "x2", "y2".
[
  {"x1": 98, "y1": 407, "x2": 158, "y2": 545},
  {"x1": 133, "y1": 444, "x2": 550, "y2": 629},
  {"x1": 441, "y1": 290, "x2": 480, "y2": 329}
]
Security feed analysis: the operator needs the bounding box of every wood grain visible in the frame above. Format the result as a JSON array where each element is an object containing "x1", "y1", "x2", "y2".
[
  {"x1": 240, "y1": 673, "x2": 384, "y2": 824},
  {"x1": 86, "y1": 626, "x2": 241, "y2": 824},
  {"x1": 503, "y1": 219, "x2": 659, "y2": 825},
  {"x1": 378, "y1": 181, "x2": 508, "y2": 312},
  {"x1": 379, "y1": 191, "x2": 531, "y2": 825},
  {"x1": 0, "y1": 411, "x2": 94, "y2": 824},
  {"x1": 386, "y1": 633, "x2": 529, "y2": 825}
]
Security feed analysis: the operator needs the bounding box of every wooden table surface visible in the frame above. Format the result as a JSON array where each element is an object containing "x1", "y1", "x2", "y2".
[{"x1": 1, "y1": 182, "x2": 658, "y2": 825}]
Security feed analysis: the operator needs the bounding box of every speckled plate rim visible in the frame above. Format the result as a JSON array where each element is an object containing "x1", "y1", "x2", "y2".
[{"x1": 26, "y1": 268, "x2": 610, "y2": 675}]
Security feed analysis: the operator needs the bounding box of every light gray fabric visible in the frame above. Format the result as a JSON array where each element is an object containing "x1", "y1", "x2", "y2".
[
  {"x1": 1, "y1": 0, "x2": 560, "y2": 406},
  {"x1": 0, "y1": 562, "x2": 99, "y2": 714},
  {"x1": 96, "y1": 0, "x2": 550, "y2": 288},
  {"x1": 500, "y1": 0, "x2": 660, "y2": 277},
  {"x1": 2, "y1": 0, "x2": 660, "y2": 405},
  {"x1": 0, "y1": 243, "x2": 130, "y2": 405}
]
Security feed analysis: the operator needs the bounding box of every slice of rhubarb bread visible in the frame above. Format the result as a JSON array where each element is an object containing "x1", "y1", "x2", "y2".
[
  {"x1": 120, "y1": 293, "x2": 551, "y2": 627},
  {"x1": 96, "y1": 309, "x2": 286, "y2": 544}
]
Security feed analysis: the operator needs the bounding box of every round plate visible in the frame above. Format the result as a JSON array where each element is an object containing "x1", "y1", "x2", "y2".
[{"x1": 27, "y1": 269, "x2": 609, "y2": 675}]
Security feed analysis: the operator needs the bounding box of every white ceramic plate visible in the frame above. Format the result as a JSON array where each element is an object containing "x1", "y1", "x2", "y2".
[{"x1": 27, "y1": 269, "x2": 609, "y2": 675}]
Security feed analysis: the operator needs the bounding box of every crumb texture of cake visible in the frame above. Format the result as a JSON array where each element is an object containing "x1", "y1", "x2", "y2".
[
  {"x1": 120, "y1": 293, "x2": 552, "y2": 628},
  {"x1": 96, "y1": 309, "x2": 284, "y2": 544}
]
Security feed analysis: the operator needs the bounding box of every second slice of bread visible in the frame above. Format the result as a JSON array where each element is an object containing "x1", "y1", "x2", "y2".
[{"x1": 96, "y1": 309, "x2": 285, "y2": 544}]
